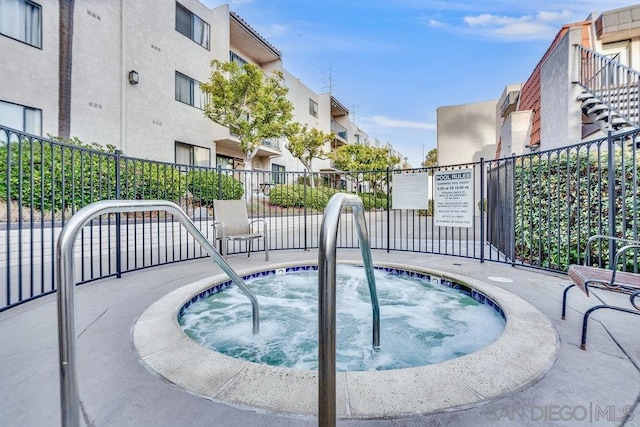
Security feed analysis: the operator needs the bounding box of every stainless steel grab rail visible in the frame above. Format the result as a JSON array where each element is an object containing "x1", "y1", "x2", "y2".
[
  {"x1": 56, "y1": 200, "x2": 260, "y2": 427},
  {"x1": 318, "y1": 193, "x2": 380, "y2": 426}
]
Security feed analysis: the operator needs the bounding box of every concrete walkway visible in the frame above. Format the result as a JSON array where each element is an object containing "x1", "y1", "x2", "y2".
[{"x1": 1, "y1": 249, "x2": 639, "y2": 426}]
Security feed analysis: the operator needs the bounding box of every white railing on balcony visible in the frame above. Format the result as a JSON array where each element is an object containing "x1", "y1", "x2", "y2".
[{"x1": 575, "y1": 44, "x2": 640, "y2": 128}]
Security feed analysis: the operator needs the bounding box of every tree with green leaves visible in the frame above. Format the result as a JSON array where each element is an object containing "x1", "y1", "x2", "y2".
[
  {"x1": 330, "y1": 144, "x2": 400, "y2": 194},
  {"x1": 201, "y1": 60, "x2": 294, "y2": 164},
  {"x1": 285, "y1": 123, "x2": 334, "y2": 188},
  {"x1": 422, "y1": 148, "x2": 438, "y2": 168}
]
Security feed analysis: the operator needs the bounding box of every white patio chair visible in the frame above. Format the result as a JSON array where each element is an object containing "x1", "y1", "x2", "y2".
[{"x1": 212, "y1": 199, "x2": 269, "y2": 261}]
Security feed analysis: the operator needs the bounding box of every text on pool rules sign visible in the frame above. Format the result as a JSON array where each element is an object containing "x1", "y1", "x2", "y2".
[{"x1": 433, "y1": 169, "x2": 473, "y2": 228}]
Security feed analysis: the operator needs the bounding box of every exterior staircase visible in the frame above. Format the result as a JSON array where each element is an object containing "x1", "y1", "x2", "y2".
[
  {"x1": 577, "y1": 90, "x2": 637, "y2": 135},
  {"x1": 574, "y1": 45, "x2": 640, "y2": 138}
]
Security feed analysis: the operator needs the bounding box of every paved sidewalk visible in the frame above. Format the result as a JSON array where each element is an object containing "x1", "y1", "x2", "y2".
[{"x1": 1, "y1": 249, "x2": 639, "y2": 426}]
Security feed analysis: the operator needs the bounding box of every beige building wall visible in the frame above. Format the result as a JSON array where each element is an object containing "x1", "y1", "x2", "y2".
[
  {"x1": 436, "y1": 100, "x2": 498, "y2": 166},
  {"x1": 499, "y1": 111, "x2": 533, "y2": 157},
  {"x1": 279, "y1": 69, "x2": 325, "y2": 173},
  {"x1": 70, "y1": 1, "x2": 122, "y2": 152},
  {"x1": 539, "y1": 27, "x2": 584, "y2": 151},
  {"x1": 316, "y1": 92, "x2": 334, "y2": 171},
  {"x1": 1, "y1": 0, "x2": 401, "y2": 175},
  {"x1": 0, "y1": 0, "x2": 59, "y2": 135},
  {"x1": 0, "y1": 0, "x2": 226, "y2": 164}
]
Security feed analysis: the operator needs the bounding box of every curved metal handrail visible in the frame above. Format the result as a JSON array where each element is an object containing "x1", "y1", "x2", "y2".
[
  {"x1": 56, "y1": 200, "x2": 259, "y2": 427},
  {"x1": 317, "y1": 193, "x2": 380, "y2": 426}
]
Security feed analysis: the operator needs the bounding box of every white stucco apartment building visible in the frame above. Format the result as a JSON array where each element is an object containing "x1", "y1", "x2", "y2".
[{"x1": 0, "y1": 0, "x2": 402, "y2": 176}]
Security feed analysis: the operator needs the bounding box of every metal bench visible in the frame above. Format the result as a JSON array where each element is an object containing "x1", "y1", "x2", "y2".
[{"x1": 561, "y1": 235, "x2": 640, "y2": 350}]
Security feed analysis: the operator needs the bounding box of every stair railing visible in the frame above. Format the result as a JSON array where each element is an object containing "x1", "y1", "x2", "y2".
[{"x1": 575, "y1": 44, "x2": 640, "y2": 128}]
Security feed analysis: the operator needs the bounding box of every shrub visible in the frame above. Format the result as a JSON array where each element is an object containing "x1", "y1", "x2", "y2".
[
  {"x1": 119, "y1": 159, "x2": 186, "y2": 201},
  {"x1": 0, "y1": 137, "x2": 188, "y2": 214},
  {"x1": 269, "y1": 184, "x2": 391, "y2": 211},
  {"x1": 0, "y1": 137, "x2": 118, "y2": 212},
  {"x1": 512, "y1": 149, "x2": 639, "y2": 271},
  {"x1": 269, "y1": 184, "x2": 337, "y2": 210},
  {"x1": 187, "y1": 168, "x2": 244, "y2": 204},
  {"x1": 358, "y1": 192, "x2": 388, "y2": 210}
]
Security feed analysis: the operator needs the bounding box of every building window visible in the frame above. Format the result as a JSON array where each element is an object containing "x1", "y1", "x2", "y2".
[
  {"x1": 0, "y1": 0, "x2": 42, "y2": 48},
  {"x1": 175, "y1": 141, "x2": 210, "y2": 167},
  {"x1": 175, "y1": 72, "x2": 207, "y2": 109},
  {"x1": 309, "y1": 98, "x2": 318, "y2": 117},
  {"x1": 271, "y1": 164, "x2": 285, "y2": 184},
  {"x1": 175, "y1": 2, "x2": 209, "y2": 49},
  {"x1": 230, "y1": 51, "x2": 247, "y2": 66},
  {"x1": 216, "y1": 154, "x2": 235, "y2": 169},
  {"x1": 0, "y1": 99, "x2": 42, "y2": 135}
]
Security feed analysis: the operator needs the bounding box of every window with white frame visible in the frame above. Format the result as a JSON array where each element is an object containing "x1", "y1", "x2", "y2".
[
  {"x1": 175, "y1": 141, "x2": 210, "y2": 167},
  {"x1": 175, "y1": 2, "x2": 209, "y2": 49},
  {"x1": 0, "y1": 99, "x2": 42, "y2": 134},
  {"x1": 0, "y1": 0, "x2": 42, "y2": 48},
  {"x1": 175, "y1": 72, "x2": 207, "y2": 109},
  {"x1": 309, "y1": 98, "x2": 318, "y2": 117}
]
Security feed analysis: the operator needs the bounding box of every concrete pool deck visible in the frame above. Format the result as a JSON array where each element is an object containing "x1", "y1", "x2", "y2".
[{"x1": 1, "y1": 249, "x2": 639, "y2": 426}]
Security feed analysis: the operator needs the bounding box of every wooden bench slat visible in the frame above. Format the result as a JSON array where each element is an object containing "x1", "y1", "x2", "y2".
[{"x1": 567, "y1": 264, "x2": 640, "y2": 296}]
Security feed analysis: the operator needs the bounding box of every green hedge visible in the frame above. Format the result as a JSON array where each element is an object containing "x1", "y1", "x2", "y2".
[
  {"x1": 269, "y1": 184, "x2": 389, "y2": 210},
  {"x1": 269, "y1": 184, "x2": 337, "y2": 209},
  {"x1": 0, "y1": 138, "x2": 118, "y2": 212},
  {"x1": 358, "y1": 192, "x2": 388, "y2": 210},
  {"x1": 187, "y1": 169, "x2": 244, "y2": 204},
  {"x1": 0, "y1": 138, "x2": 187, "y2": 213},
  {"x1": 513, "y1": 149, "x2": 638, "y2": 271},
  {"x1": 119, "y1": 160, "x2": 185, "y2": 201}
]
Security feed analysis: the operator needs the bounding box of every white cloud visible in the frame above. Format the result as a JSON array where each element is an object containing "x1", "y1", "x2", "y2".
[
  {"x1": 537, "y1": 10, "x2": 573, "y2": 22},
  {"x1": 425, "y1": 10, "x2": 577, "y2": 41},
  {"x1": 492, "y1": 21, "x2": 555, "y2": 39},
  {"x1": 428, "y1": 19, "x2": 448, "y2": 28},
  {"x1": 464, "y1": 13, "x2": 526, "y2": 27},
  {"x1": 420, "y1": 1, "x2": 628, "y2": 42},
  {"x1": 366, "y1": 116, "x2": 437, "y2": 131}
]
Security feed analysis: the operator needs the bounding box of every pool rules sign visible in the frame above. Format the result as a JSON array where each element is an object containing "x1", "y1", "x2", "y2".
[{"x1": 433, "y1": 169, "x2": 474, "y2": 228}]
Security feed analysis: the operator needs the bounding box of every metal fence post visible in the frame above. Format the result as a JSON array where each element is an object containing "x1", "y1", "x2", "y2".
[
  {"x1": 115, "y1": 150, "x2": 122, "y2": 278},
  {"x1": 5, "y1": 130, "x2": 12, "y2": 305},
  {"x1": 607, "y1": 130, "x2": 616, "y2": 266},
  {"x1": 510, "y1": 157, "x2": 516, "y2": 266},
  {"x1": 304, "y1": 169, "x2": 308, "y2": 251},
  {"x1": 479, "y1": 158, "x2": 485, "y2": 263},
  {"x1": 386, "y1": 166, "x2": 390, "y2": 253}
]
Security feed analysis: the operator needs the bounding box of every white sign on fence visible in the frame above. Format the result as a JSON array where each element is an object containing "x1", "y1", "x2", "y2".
[
  {"x1": 434, "y1": 169, "x2": 474, "y2": 228},
  {"x1": 392, "y1": 173, "x2": 429, "y2": 210}
]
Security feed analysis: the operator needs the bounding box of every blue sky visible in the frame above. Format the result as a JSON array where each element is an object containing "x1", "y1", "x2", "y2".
[{"x1": 202, "y1": 1, "x2": 632, "y2": 166}]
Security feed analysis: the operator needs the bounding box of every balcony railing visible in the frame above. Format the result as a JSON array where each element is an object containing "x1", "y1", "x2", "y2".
[
  {"x1": 331, "y1": 120, "x2": 348, "y2": 142},
  {"x1": 575, "y1": 44, "x2": 640, "y2": 128},
  {"x1": 261, "y1": 138, "x2": 281, "y2": 150}
]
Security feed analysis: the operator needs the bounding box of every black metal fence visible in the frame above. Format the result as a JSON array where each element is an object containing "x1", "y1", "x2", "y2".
[
  {"x1": 2, "y1": 125, "x2": 639, "y2": 311},
  {"x1": 487, "y1": 129, "x2": 639, "y2": 272}
]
